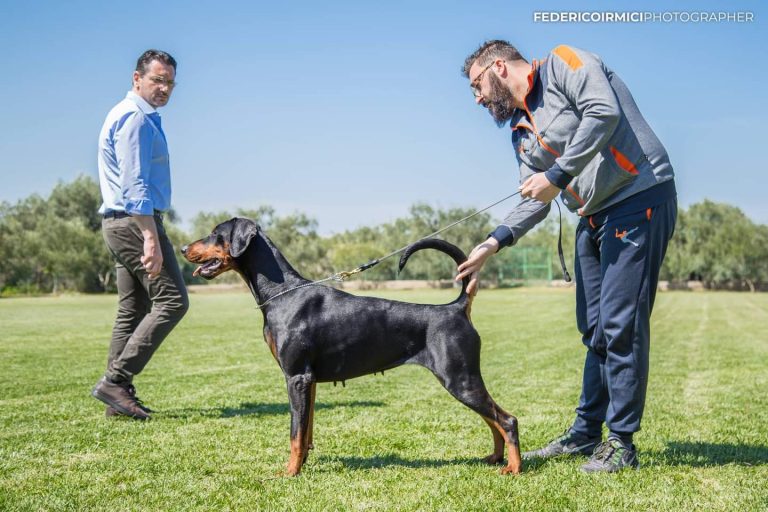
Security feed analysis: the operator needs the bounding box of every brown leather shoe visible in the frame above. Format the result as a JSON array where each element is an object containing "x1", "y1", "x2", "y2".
[
  {"x1": 125, "y1": 384, "x2": 154, "y2": 413},
  {"x1": 92, "y1": 378, "x2": 150, "y2": 420},
  {"x1": 104, "y1": 384, "x2": 153, "y2": 417}
]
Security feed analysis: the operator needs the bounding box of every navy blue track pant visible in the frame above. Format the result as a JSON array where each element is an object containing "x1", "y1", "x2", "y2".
[{"x1": 571, "y1": 196, "x2": 677, "y2": 438}]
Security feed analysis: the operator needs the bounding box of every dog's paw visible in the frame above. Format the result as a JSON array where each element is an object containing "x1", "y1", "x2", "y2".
[
  {"x1": 284, "y1": 464, "x2": 302, "y2": 477},
  {"x1": 500, "y1": 464, "x2": 523, "y2": 475}
]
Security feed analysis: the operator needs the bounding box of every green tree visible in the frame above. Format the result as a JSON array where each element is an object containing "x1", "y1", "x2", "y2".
[
  {"x1": 0, "y1": 195, "x2": 48, "y2": 292},
  {"x1": 4, "y1": 176, "x2": 768, "y2": 295},
  {"x1": 0, "y1": 175, "x2": 114, "y2": 294},
  {"x1": 670, "y1": 200, "x2": 768, "y2": 289}
]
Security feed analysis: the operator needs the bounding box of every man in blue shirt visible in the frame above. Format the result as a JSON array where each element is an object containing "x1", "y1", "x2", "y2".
[{"x1": 91, "y1": 49, "x2": 189, "y2": 420}]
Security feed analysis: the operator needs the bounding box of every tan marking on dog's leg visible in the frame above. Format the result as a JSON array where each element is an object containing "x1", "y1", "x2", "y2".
[
  {"x1": 487, "y1": 412, "x2": 523, "y2": 475},
  {"x1": 503, "y1": 432, "x2": 523, "y2": 475},
  {"x1": 482, "y1": 417, "x2": 505, "y2": 465},
  {"x1": 285, "y1": 430, "x2": 304, "y2": 476}
]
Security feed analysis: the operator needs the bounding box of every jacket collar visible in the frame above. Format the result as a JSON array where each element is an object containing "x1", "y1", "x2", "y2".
[
  {"x1": 509, "y1": 60, "x2": 542, "y2": 129},
  {"x1": 521, "y1": 59, "x2": 540, "y2": 111}
]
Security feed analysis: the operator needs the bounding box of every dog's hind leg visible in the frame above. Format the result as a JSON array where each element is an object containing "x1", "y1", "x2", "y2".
[
  {"x1": 444, "y1": 374, "x2": 522, "y2": 475},
  {"x1": 424, "y1": 349, "x2": 523, "y2": 475},
  {"x1": 285, "y1": 372, "x2": 315, "y2": 476},
  {"x1": 483, "y1": 403, "x2": 522, "y2": 475},
  {"x1": 306, "y1": 381, "x2": 316, "y2": 454}
]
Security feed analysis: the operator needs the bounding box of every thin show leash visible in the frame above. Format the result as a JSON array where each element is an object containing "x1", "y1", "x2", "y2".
[{"x1": 255, "y1": 192, "x2": 571, "y2": 309}]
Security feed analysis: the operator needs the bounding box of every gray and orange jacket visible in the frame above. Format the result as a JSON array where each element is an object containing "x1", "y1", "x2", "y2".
[{"x1": 490, "y1": 45, "x2": 676, "y2": 247}]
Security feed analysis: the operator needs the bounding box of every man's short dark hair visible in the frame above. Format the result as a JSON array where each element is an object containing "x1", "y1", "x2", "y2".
[
  {"x1": 135, "y1": 49, "x2": 177, "y2": 75},
  {"x1": 462, "y1": 40, "x2": 527, "y2": 78}
]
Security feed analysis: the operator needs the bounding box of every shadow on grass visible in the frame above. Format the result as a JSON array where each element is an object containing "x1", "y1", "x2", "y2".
[
  {"x1": 654, "y1": 441, "x2": 768, "y2": 467},
  {"x1": 316, "y1": 453, "x2": 545, "y2": 472},
  {"x1": 160, "y1": 400, "x2": 384, "y2": 419}
]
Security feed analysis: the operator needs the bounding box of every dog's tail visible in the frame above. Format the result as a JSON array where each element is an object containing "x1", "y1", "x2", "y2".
[{"x1": 398, "y1": 238, "x2": 469, "y2": 301}]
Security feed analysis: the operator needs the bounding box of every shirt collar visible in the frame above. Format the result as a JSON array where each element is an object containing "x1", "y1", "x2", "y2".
[{"x1": 126, "y1": 91, "x2": 158, "y2": 115}]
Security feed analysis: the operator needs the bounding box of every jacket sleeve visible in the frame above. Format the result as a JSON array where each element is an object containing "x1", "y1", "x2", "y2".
[
  {"x1": 114, "y1": 111, "x2": 155, "y2": 216},
  {"x1": 489, "y1": 161, "x2": 551, "y2": 248},
  {"x1": 544, "y1": 45, "x2": 621, "y2": 189}
]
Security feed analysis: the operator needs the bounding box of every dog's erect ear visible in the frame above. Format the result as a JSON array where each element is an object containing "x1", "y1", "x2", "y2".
[{"x1": 229, "y1": 218, "x2": 260, "y2": 258}]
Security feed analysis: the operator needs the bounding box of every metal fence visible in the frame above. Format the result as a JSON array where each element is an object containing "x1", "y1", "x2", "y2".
[{"x1": 495, "y1": 246, "x2": 553, "y2": 284}]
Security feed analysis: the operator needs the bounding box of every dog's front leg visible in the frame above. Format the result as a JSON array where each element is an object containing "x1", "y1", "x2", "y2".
[{"x1": 285, "y1": 372, "x2": 315, "y2": 476}]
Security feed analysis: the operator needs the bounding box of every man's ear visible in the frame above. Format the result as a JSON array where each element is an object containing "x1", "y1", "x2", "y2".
[
  {"x1": 496, "y1": 58, "x2": 508, "y2": 78},
  {"x1": 229, "y1": 218, "x2": 260, "y2": 258}
]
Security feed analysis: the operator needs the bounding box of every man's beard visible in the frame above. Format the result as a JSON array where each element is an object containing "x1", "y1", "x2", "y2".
[{"x1": 486, "y1": 73, "x2": 516, "y2": 127}]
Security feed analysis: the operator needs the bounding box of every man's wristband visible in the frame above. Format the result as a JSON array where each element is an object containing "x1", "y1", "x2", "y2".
[
  {"x1": 488, "y1": 226, "x2": 514, "y2": 250},
  {"x1": 544, "y1": 163, "x2": 574, "y2": 189}
]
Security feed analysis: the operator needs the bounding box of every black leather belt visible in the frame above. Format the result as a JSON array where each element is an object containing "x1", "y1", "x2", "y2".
[
  {"x1": 103, "y1": 210, "x2": 164, "y2": 219},
  {"x1": 103, "y1": 211, "x2": 130, "y2": 219}
]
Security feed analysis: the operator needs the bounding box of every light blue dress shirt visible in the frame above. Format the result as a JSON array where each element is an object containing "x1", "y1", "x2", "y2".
[{"x1": 97, "y1": 91, "x2": 171, "y2": 215}]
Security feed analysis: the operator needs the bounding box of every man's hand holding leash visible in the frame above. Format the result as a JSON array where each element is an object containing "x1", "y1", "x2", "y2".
[{"x1": 519, "y1": 173, "x2": 560, "y2": 203}]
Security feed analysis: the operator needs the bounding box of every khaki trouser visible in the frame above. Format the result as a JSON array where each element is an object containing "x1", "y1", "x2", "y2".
[{"x1": 101, "y1": 214, "x2": 188, "y2": 383}]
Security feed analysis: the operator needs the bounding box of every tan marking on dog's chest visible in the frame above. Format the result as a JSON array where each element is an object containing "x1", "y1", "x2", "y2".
[{"x1": 264, "y1": 328, "x2": 279, "y2": 363}]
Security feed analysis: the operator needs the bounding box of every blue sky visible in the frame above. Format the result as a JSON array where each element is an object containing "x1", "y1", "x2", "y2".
[{"x1": 1, "y1": 0, "x2": 765, "y2": 234}]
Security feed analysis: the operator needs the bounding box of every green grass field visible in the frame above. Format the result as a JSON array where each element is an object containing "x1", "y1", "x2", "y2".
[{"x1": 1, "y1": 289, "x2": 767, "y2": 511}]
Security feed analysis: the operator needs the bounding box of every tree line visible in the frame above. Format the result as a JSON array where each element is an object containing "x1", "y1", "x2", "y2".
[{"x1": 1, "y1": 175, "x2": 767, "y2": 295}]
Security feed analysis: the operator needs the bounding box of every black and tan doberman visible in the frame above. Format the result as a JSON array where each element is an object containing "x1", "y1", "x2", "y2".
[{"x1": 182, "y1": 217, "x2": 522, "y2": 476}]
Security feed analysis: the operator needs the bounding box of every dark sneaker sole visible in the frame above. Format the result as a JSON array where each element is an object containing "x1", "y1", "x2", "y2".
[
  {"x1": 91, "y1": 389, "x2": 150, "y2": 420},
  {"x1": 581, "y1": 462, "x2": 640, "y2": 473}
]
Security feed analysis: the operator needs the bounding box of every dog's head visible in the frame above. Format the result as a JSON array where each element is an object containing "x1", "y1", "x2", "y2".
[{"x1": 181, "y1": 217, "x2": 260, "y2": 280}]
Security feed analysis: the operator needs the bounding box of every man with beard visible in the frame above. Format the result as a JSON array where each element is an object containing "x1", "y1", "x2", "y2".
[
  {"x1": 91, "y1": 49, "x2": 188, "y2": 420},
  {"x1": 455, "y1": 41, "x2": 677, "y2": 472}
]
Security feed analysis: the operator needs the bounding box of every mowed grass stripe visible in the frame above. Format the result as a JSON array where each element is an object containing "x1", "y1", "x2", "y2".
[{"x1": 1, "y1": 289, "x2": 766, "y2": 511}]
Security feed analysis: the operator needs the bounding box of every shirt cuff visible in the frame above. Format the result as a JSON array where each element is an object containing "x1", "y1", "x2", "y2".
[
  {"x1": 488, "y1": 225, "x2": 515, "y2": 250},
  {"x1": 544, "y1": 163, "x2": 574, "y2": 189},
  {"x1": 124, "y1": 198, "x2": 155, "y2": 216}
]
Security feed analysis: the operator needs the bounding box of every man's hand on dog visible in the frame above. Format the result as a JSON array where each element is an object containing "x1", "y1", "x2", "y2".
[{"x1": 456, "y1": 237, "x2": 499, "y2": 295}]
